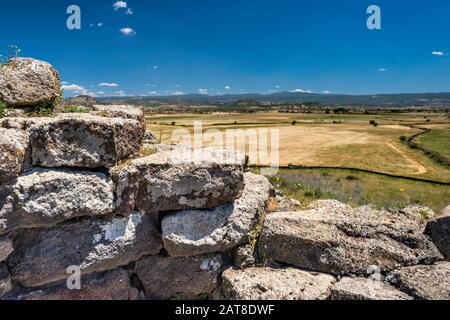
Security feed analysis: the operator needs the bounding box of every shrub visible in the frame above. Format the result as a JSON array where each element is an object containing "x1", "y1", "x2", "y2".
[
  {"x1": 291, "y1": 120, "x2": 297, "y2": 125},
  {"x1": 0, "y1": 101, "x2": 7, "y2": 118},
  {"x1": 345, "y1": 175, "x2": 359, "y2": 181},
  {"x1": 33, "y1": 96, "x2": 60, "y2": 117},
  {"x1": 63, "y1": 105, "x2": 89, "y2": 113},
  {"x1": 369, "y1": 120, "x2": 378, "y2": 127},
  {"x1": 399, "y1": 136, "x2": 407, "y2": 142}
]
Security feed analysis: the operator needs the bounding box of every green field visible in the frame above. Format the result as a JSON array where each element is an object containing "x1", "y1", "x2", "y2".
[
  {"x1": 259, "y1": 168, "x2": 450, "y2": 213},
  {"x1": 416, "y1": 128, "x2": 450, "y2": 159}
]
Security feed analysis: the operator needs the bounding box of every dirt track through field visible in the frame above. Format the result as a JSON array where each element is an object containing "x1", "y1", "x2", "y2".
[{"x1": 386, "y1": 142, "x2": 427, "y2": 175}]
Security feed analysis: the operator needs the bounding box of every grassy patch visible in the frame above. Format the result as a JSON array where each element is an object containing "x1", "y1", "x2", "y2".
[
  {"x1": 0, "y1": 100, "x2": 7, "y2": 118},
  {"x1": 63, "y1": 105, "x2": 89, "y2": 113},
  {"x1": 416, "y1": 129, "x2": 450, "y2": 159},
  {"x1": 259, "y1": 168, "x2": 450, "y2": 214}
]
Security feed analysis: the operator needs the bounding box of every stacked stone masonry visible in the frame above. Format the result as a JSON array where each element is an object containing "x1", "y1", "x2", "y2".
[
  {"x1": 0, "y1": 108, "x2": 449, "y2": 300},
  {"x1": 0, "y1": 59, "x2": 449, "y2": 300}
]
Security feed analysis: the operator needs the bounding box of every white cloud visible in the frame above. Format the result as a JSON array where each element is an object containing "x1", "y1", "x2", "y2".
[
  {"x1": 98, "y1": 82, "x2": 119, "y2": 87},
  {"x1": 95, "y1": 91, "x2": 106, "y2": 95},
  {"x1": 153, "y1": 65, "x2": 158, "y2": 69},
  {"x1": 275, "y1": 85, "x2": 281, "y2": 89},
  {"x1": 98, "y1": 22, "x2": 104, "y2": 27},
  {"x1": 171, "y1": 90, "x2": 184, "y2": 96},
  {"x1": 198, "y1": 88, "x2": 208, "y2": 95},
  {"x1": 125, "y1": 8, "x2": 133, "y2": 15},
  {"x1": 113, "y1": 1, "x2": 127, "y2": 10},
  {"x1": 224, "y1": 86, "x2": 231, "y2": 90},
  {"x1": 322, "y1": 90, "x2": 332, "y2": 94},
  {"x1": 432, "y1": 51, "x2": 446, "y2": 56},
  {"x1": 120, "y1": 27, "x2": 136, "y2": 36},
  {"x1": 291, "y1": 88, "x2": 313, "y2": 93},
  {"x1": 378, "y1": 68, "x2": 387, "y2": 72},
  {"x1": 61, "y1": 84, "x2": 85, "y2": 91},
  {"x1": 148, "y1": 91, "x2": 158, "y2": 95}
]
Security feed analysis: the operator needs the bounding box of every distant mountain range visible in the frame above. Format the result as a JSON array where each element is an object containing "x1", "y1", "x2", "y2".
[{"x1": 96, "y1": 91, "x2": 450, "y2": 107}]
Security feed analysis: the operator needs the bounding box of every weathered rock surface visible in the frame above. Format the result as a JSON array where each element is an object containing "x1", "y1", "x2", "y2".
[
  {"x1": 135, "y1": 254, "x2": 224, "y2": 300},
  {"x1": 0, "y1": 263, "x2": 12, "y2": 297},
  {"x1": 143, "y1": 131, "x2": 158, "y2": 144},
  {"x1": 8, "y1": 212, "x2": 162, "y2": 287},
  {"x1": 275, "y1": 197, "x2": 301, "y2": 212},
  {"x1": 0, "y1": 58, "x2": 61, "y2": 107},
  {"x1": 92, "y1": 105, "x2": 145, "y2": 124},
  {"x1": 0, "y1": 168, "x2": 115, "y2": 234},
  {"x1": 162, "y1": 172, "x2": 273, "y2": 257},
  {"x1": 114, "y1": 145, "x2": 247, "y2": 214},
  {"x1": 425, "y1": 213, "x2": 450, "y2": 260},
  {"x1": 330, "y1": 277, "x2": 413, "y2": 300},
  {"x1": 443, "y1": 205, "x2": 450, "y2": 217},
  {"x1": 110, "y1": 165, "x2": 140, "y2": 215},
  {"x1": 221, "y1": 267, "x2": 336, "y2": 300},
  {"x1": 30, "y1": 114, "x2": 144, "y2": 168},
  {"x1": 402, "y1": 205, "x2": 436, "y2": 220},
  {"x1": 0, "y1": 237, "x2": 13, "y2": 261},
  {"x1": 386, "y1": 262, "x2": 450, "y2": 300},
  {"x1": 0, "y1": 116, "x2": 52, "y2": 130},
  {"x1": 9, "y1": 268, "x2": 138, "y2": 300},
  {"x1": 258, "y1": 201, "x2": 443, "y2": 276},
  {"x1": 232, "y1": 244, "x2": 256, "y2": 269},
  {"x1": 0, "y1": 128, "x2": 30, "y2": 184}
]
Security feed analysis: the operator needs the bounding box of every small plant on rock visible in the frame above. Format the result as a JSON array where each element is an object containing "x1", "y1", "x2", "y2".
[
  {"x1": 63, "y1": 105, "x2": 89, "y2": 113},
  {"x1": 0, "y1": 101, "x2": 7, "y2": 118}
]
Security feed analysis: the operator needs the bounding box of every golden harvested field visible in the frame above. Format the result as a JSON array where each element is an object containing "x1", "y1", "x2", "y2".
[{"x1": 146, "y1": 111, "x2": 450, "y2": 182}]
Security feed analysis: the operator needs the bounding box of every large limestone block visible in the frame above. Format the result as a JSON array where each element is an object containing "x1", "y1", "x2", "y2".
[
  {"x1": 162, "y1": 172, "x2": 273, "y2": 256},
  {"x1": 221, "y1": 267, "x2": 336, "y2": 300},
  {"x1": 425, "y1": 213, "x2": 450, "y2": 260},
  {"x1": 92, "y1": 105, "x2": 145, "y2": 123},
  {"x1": 258, "y1": 202, "x2": 443, "y2": 276},
  {"x1": 8, "y1": 268, "x2": 138, "y2": 300},
  {"x1": 0, "y1": 128, "x2": 29, "y2": 184},
  {"x1": 135, "y1": 254, "x2": 224, "y2": 300},
  {"x1": 386, "y1": 262, "x2": 450, "y2": 300},
  {"x1": 0, "y1": 237, "x2": 13, "y2": 261},
  {"x1": 0, "y1": 58, "x2": 61, "y2": 107},
  {"x1": 330, "y1": 277, "x2": 413, "y2": 300},
  {"x1": 0, "y1": 117, "x2": 52, "y2": 131},
  {"x1": 30, "y1": 114, "x2": 144, "y2": 168},
  {"x1": 112, "y1": 145, "x2": 247, "y2": 214},
  {"x1": 0, "y1": 263, "x2": 12, "y2": 298},
  {"x1": 8, "y1": 212, "x2": 162, "y2": 287},
  {"x1": 0, "y1": 168, "x2": 115, "y2": 234}
]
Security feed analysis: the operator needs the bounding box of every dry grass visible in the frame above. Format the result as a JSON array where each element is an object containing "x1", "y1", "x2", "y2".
[{"x1": 146, "y1": 111, "x2": 450, "y2": 182}]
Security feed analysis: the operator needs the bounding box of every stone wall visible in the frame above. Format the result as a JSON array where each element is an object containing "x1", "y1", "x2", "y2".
[{"x1": 0, "y1": 58, "x2": 448, "y2": 300}]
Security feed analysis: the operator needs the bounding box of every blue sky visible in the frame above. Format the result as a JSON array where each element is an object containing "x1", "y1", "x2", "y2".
[{"x1": 1, "y1": 0, "x2": 449, "y2": 97}]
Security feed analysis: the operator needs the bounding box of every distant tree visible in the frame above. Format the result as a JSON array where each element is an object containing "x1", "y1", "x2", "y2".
[
  {"x1": 333, "y1": 107, "x2": 349, "y2": 114},
  {"x1": 369, "y1": 120, "x2": 378, "y2": 127},
  {"x1": 292, "y1": 120, "x2": 297, "y2": 125}
]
